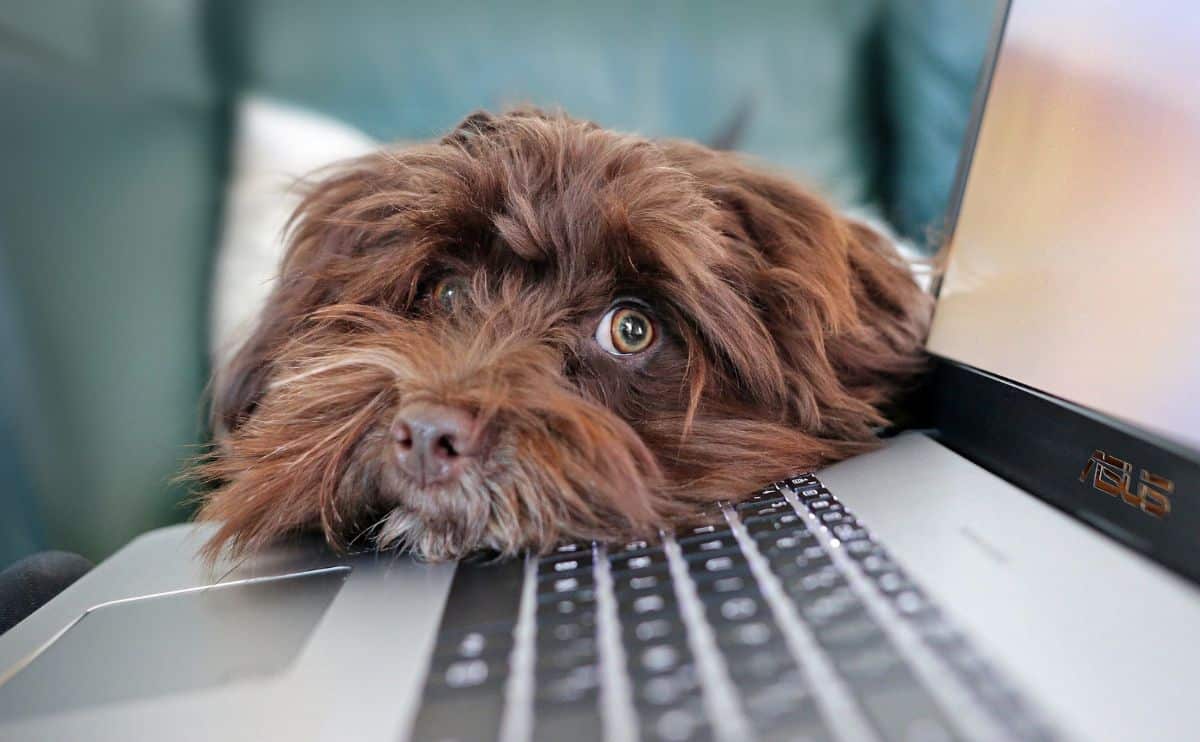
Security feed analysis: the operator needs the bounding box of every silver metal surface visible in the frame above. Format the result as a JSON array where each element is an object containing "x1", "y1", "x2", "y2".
[
  {"x1": 0, "y1": 524, "x2": 455, "y2": 741},
  {"x1": 0, "y1": 567, "x2": 350, "y2": 719},
  {"x1": 820, "y1": 433, "x2": 1200, "y2": 742}
]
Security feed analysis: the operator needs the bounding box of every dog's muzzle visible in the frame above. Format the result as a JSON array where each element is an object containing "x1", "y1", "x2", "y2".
[{"x1": 391, "y1": 402, "x2": 483, "y2": 487}]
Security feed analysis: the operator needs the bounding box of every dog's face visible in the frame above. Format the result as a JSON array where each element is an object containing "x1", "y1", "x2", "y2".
[{"x1": 196, "y1": 110, "x2": 931, "y2": 561}]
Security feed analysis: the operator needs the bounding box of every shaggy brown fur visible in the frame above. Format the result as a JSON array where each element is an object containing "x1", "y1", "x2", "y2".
[{"x1": 194, "y1": 109, "x2": 931, "y2": 562}]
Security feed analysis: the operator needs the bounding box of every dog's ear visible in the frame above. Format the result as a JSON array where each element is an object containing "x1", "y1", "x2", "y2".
[
  {"x1": 663, "y1": 142, "x2": 933, "y2": 437},
  {"x1": 211, "y1": 289, "x2": 294, "y2": 434},
  {"x1": 442, "y1": 110, "x2": 500, "y2": 147},
  {"x1": 442, "y1": 108, "x2": 589, "y2": 150},
  {"x1": 211, "y1": 161, "x2": 387, "y2": 433}
]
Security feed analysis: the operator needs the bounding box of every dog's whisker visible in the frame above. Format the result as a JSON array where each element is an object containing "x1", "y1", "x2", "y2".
[
  {"x1": 282, "y1": 391, "x2": 387, "y2": 473},
  {"x1": 212, "y1": 552, "x2": 252, "y2": 585},
  {"x1": 349, "y1": 512, "x2": 391, "y2": 548}
]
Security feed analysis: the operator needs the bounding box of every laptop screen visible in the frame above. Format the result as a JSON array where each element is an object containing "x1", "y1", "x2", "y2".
[{"x1": 926, "y1": 0, "x2": 1200, "y2": 455}]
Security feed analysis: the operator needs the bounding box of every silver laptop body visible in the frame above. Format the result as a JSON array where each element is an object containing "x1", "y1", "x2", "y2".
[{"x1": 3, "y1": 1, "x2": 1199, "y2": 740}]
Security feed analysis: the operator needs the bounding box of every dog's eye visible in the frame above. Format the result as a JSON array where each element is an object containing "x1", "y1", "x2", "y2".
[
  {"x1": 596, "y1": 306, "x2": 655, "y2": 355},
  {"x1": 432, "y1": 276, "x2": 468, "y2": 312}
]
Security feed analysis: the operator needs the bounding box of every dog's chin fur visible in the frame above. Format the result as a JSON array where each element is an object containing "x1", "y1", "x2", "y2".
[{"x1": 192, "y1": 108, "x2": 933, "y2": 563}]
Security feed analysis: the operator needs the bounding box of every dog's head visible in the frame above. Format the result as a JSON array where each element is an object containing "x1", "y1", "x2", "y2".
[{"x1": 195, "y1": 109, "x2": 931, "y2": 561}]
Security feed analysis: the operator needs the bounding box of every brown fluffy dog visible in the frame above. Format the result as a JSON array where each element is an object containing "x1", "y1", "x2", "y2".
[{"x1": 195, "y1": 109, "x2": 931, "y2": 562}]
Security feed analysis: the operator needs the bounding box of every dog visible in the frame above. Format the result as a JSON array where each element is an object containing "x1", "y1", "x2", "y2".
[{"x1": 194, "y1": 109, "x2": 932, "y2": 562}]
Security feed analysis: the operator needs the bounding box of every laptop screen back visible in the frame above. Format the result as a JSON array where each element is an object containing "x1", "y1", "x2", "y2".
[{"x1": 927, "y1": 0, "x2": 1200, "y2": 455}]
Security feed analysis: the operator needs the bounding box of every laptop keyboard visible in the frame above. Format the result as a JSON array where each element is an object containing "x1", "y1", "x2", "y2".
[{"x1": 408, "y1": 474, "x2": 1055, "y2": 742}]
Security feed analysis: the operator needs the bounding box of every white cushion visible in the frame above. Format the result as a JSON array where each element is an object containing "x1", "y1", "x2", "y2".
[{"x1": 210, "y1": 96, "x2": 379, "y2": 365}]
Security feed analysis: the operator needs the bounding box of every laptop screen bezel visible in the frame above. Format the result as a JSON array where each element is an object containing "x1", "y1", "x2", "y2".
[{"x1": 925, "y1": 0, "x2": 1200, "y2": 586}]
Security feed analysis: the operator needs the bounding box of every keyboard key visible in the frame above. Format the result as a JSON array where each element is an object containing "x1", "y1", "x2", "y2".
[
  {"x1": 409, "y1": 692, "x2": 508, "y2": 742},
  {"x1": 892, "y1": 589, "x2": 935, "y2": 619},
  {"x1": 532, "y1": 700, "x2": 606, "y2": 742},
  {"x1": 433, "y1": 626, "x2": 514, "y2": 663},
  {"x1": 698, "y1": 554, "x2": 738, "y2": 573},
  {"x1": 681, "y1": 545, "x2": 743, "y2": 563},
  {"x1": 829, "y1": 639, "x2": 909, "y2": 690},
  {"x1": 707, "y1": 574, "x2": 750, "y2": 594},
  {"x1": 613, "y1": 571, "x2": 672, "y2": 599},
  {"x1": 791, "y1": 564, "x2": 846, "y2": 592},
  {"x1": 678, "y1": 534, "x2": 740, "y2": 555},
  {"x1": 726, "y1": 652, "x2": 794, "y2": 687},
  {"x1": 551, "y1": 541, "x2": 592, "y2": 555},
  {"x1": 635, "y1": 643, "x2": 689, "y2": 675},
  {"x1": 538, "y1": 550, "x2": 595, "y2": 572},
  {"x1": 842, "y1": 538, "x2": 881, "y2": 558},
  {"x1": 812, "y1": 612, "x2": 885, "y2": 650},
  {"x1": 676, "y1": 522, "x2": 733, "y2": 541},
  {"x1": 736, "y1": 498, "x2": 787, "y2": 515},
  {"x1": 805, "y1": 497, "x2": 835, "y2": 512},
  {"x1": 758, "y1": 528, "x2": 816, "y2": 552},
  {"x1": 610, "y1": 538, "x2": 660, "y2": 557},
  {"x1": 535, "y1": 663, "x2": 601, "y2": 704},
  {"x1": 537, "y1": 565, "x2": 594, "y2": 586},
  {"x1": 707, "y1": 593, "x2": 765, "y2": 622},
  {"x1": 642, "y1": 701, "x2": 713, "y2": 742},
  {"x1": 738, "y1": 499, "x2": 794, "y2": 519},
  {"x1": 610, "y1": 550, "x2": 670, "y2": 575},
  {"x1": 796, "y1": 585, "x2": 863, "y2": 626},
  {"x1": 856, "y1": 682, "x2": 960, "y2": 742},
  {"x1": 538, "y1": 593, "x2": 597, "y2": 622},
  {"x1": 536, "y1": 629, "x2": 598, "y2": 652},
  {"x1": 874, "y1": 571, "x2": 913, "y2": 594},
  {"x1": 758, "y1": 710, "x2": 833, "y2": 742},
  {"x1": 773, "y1": 555, "x2": 838, "y2": 584},
  {"x1": 715, "y1": 619, "x2": 779, "y2": 649},
  {"x1": 637, "y1": 664, "x2": 700, "y2": 706},
  {"x1": 858, "y1": 552, "x2": 898, "y2": 573},
  {"x1": 538, "y1": 590, "x2": 598, "y2": 609},
  {"x1": 437, "y1": 657, "x2": 503, "y2": 691},
  {"x1": 741, "y1": 675, "x2": 820, "y2": 732},
  {"x1": 792, "y1": 486, "x2": 830, "y2": 500},
  {"x1": 619, "y1": 591, "x2": 679, "y2": 616},
  {"x1": 737, "y1": 485, "x2": 786, "y2": 507},
  {"x1": 625, "y1": 616, "x2": 683, "y2": 643},
  {"x1": 536, "y1": 642, "x2": 598, "y2": 672},
  {"x1": 742, "y1": 511, "x2": 804, "y2": 533},
  {"x1": 543, "y1": 618, "x2": 591, "y2": 643}
]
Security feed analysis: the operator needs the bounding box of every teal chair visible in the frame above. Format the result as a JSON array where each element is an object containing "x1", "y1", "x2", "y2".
[
  {"x1": 0, "y1": 0, "x2": 995, "y2": 564},
  {"x1": 0, "y1": 255, "x2": 43, "y2": 566}
]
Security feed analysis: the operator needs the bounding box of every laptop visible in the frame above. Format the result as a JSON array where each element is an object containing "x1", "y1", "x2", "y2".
[{"x1": 3, "y1": 1, "x2": 1199, "y2": 739}]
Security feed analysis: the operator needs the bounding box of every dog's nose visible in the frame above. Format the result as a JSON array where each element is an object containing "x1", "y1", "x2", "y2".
[{"x1": 392, "y1": 403, "x2": 480, "y2": 486}]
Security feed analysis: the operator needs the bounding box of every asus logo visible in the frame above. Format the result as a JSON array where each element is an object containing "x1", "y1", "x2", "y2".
[{"x1": 1079, "y1": 450, "x2": 1172, "y2": 519}]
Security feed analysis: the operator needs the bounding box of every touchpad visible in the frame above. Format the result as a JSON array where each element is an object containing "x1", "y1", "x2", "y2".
[{"x1": 0, "y1": 567, "x2": 348, "y2": 720}]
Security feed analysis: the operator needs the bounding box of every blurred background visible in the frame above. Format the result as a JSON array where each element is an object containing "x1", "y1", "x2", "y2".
[{"x1": 0, "y1": 0, "x2": 996, "y2": 568}]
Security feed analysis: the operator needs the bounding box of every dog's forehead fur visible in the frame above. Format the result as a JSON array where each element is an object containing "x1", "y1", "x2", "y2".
[{"x1": 291, "y1": 112, "x2": 791, "y2": 399}]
